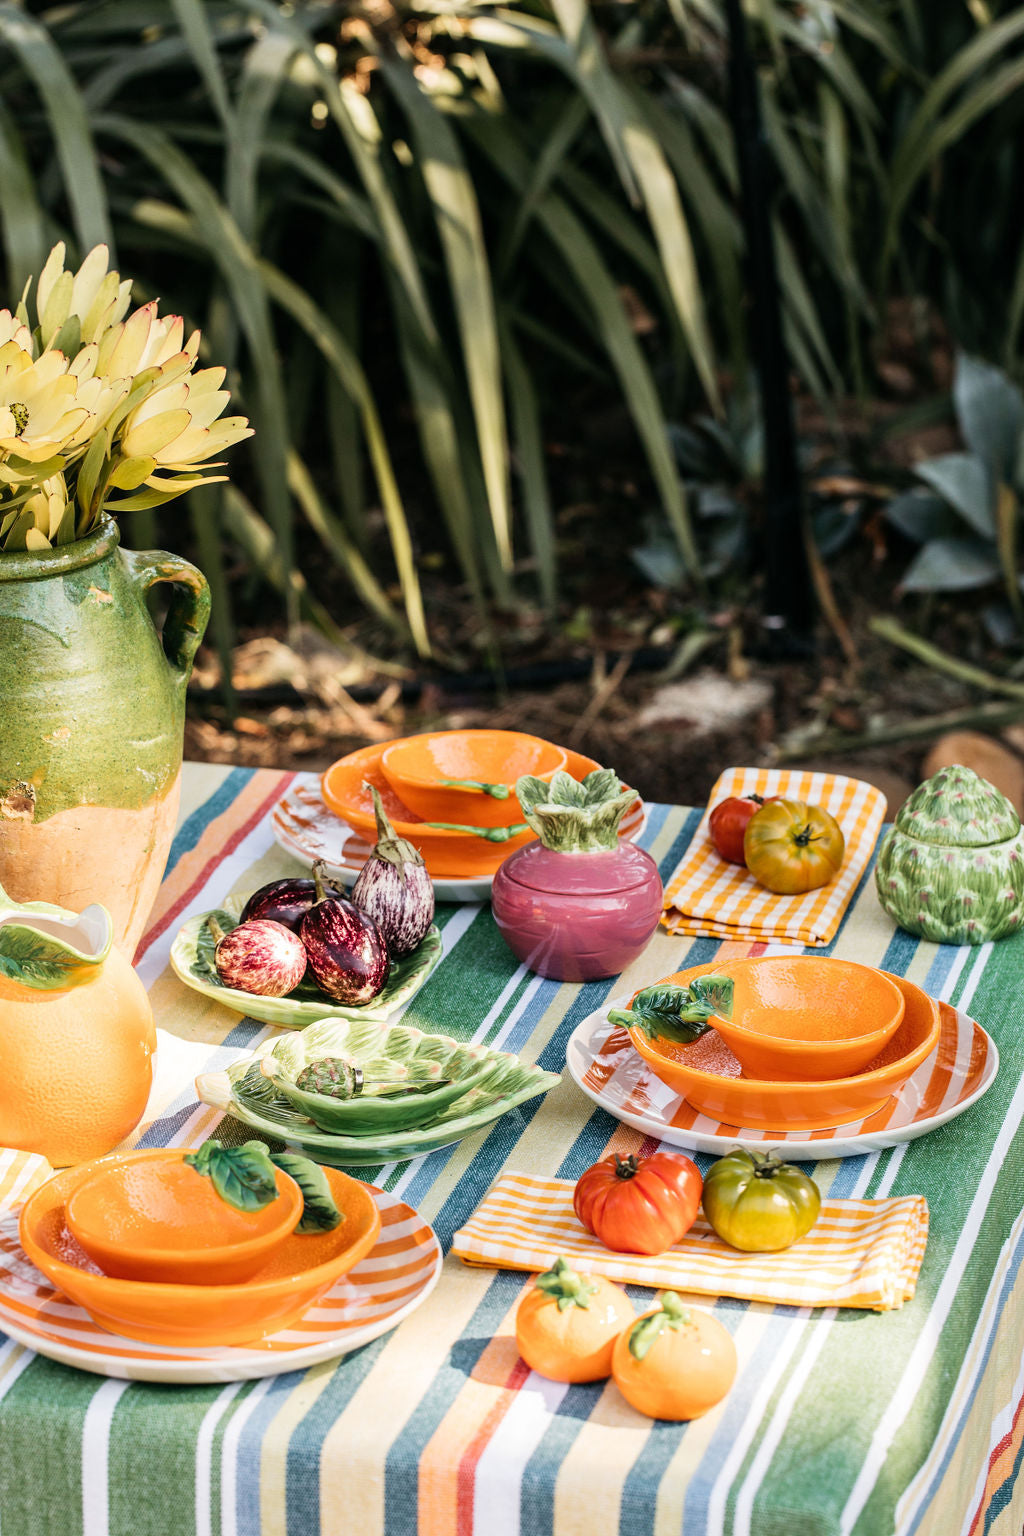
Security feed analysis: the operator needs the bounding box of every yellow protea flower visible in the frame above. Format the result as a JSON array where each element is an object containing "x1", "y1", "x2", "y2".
[
  {"x1": 0, "y1": 342, "x2": 89, "y2": 467},
  {"x1": 96, "y1": 302, "x2": 200, "y2": 383},
  {"x1": 121, "y1": 366, "x2": 252, "y2": 473},
  {"x1": 30, "y1": 243, "x2": 133, "y2": 349}
]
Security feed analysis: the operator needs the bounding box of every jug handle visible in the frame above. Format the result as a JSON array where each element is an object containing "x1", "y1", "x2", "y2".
[{"x1": 121, "y1": 549, "x2": 211, "y2": 685}]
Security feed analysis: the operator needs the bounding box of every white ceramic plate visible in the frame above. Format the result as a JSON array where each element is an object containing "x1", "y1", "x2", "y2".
[
  {"x1": 271, "y1": 773, "x2": 648, "y2": 904},
  {"x1": 565, "y1": 995, "x2": 998, "y2": 1161},
  {"x1": 0, "y1": 1188, "x2": 441, "y2": 1384}
]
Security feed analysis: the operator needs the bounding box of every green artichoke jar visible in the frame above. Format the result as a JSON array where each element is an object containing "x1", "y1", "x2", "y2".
[
  {"x1": 0, "y1": 517, "x2": 209, "y2": 956},
  {"x1": 875, "y1": 764, "x2": 1024, "y2": 944}
]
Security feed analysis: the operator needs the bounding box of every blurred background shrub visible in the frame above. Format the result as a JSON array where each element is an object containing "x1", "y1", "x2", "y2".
[{"x1": 1, "y1": 0, "x2": 1022, "y2": 669}]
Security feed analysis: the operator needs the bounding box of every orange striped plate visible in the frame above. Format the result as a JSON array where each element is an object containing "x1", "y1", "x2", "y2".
[
  {"x1": 565, "y1": 998, "x2": 997, "y2": 1161},
  {"x1": 0, "y1": 1189, "x2": 441, "y2": 1384}
]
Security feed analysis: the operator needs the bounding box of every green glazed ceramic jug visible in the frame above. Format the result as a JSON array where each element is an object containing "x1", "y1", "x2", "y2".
[{"x1": 0, "y1": 517, "x2": 210, "y2": 955}]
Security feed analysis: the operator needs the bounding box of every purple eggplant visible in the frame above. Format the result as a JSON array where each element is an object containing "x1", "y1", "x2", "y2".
[
  {"x1": 300, "y1": 865, "x2": 390, "y2": 1004},
  {"x1": 240, "y1": 870, "x2": 343, "y2": 933},
  {"x1": 210, "y1": 917, "x2": 307, "y2": 997},
  {"x1": 351, "y1": 784, "x2": 435, "y2": 957}
]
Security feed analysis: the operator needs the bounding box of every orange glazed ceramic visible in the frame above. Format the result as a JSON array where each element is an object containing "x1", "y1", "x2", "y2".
[
  {"x1": 322, "y1": 744, "x2": 631, "y2": 878},
  {"x1": 20, "y1": 1163, "x2": 382, "y2": 1347},
  {"x1": 627, "y1": 965, "x2": 940, "y2": 1132},
  {"x1": 381, "y1": 731, "x2": 566, "y2": 828},
  {"x1": 706, "y1": 956, "x2": 905, "y2": 1080},
  {"x1": 0, "y1": 888, "x2": 155, "y2": 1166},
  {"x1": 66, "y1": 1151, "x2": 304, "y2": 1286}
]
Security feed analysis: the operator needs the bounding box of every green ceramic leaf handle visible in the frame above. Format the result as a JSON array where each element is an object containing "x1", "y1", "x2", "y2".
[{"x1": 121, "y1": 548, "x2": 211, "y2": 685}]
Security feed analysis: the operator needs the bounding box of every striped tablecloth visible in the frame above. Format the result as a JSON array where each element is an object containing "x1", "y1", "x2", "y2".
[{"x1": 0, "y1": 762, "x2": 1022, "y2": 1536}]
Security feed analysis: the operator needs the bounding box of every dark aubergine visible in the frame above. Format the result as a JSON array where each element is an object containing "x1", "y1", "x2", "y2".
[
  {"x1": 351, "y1": 785, "x2": 435, "y2": 957},
  {"x1": 240, "y1": 868, "x2": 343, "y2": 932},
  {"x1": 300, "y1": 865, "x2": 390, "y2": 1004}
]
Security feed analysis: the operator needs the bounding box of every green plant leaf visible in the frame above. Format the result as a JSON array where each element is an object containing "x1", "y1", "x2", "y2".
[
  {"x1": 884, "y1": 491, "x2": 959, "y2": 544},
  {"x1": 914, "y1": 454, "x2": 994, "y2": 538},
  {"x1": 269, "y1": 1152, "x2": 344, "y2": 1233},
  {"x1": 607, "y1": 976, "x2": 733, "y2": 1043},
  {"x1": 953, "y1": 356, "x2": 1024, "y2": 487},
  {"x1": 900, "y1": 537, "x2": 1002, "y2": 592},
  {"x1": 184, "y1": 1138, "x2": 279, "y2": 1213}
]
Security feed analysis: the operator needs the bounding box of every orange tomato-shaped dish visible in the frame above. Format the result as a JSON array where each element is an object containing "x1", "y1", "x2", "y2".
[
  {"x1": 65, "y1": 1149, "x2": 304, "y2": 1286},
  {"x1": 743, "y1": 798, "x2": 845, "y2": 894},
  {"x1": 381, "y1": 730, "x2": 567, "y2": 828},
  {"x1": 19, "y1": 1161, "x2": 381, "y2": 1347},
  {"x1": 573, "y1": 1151, "x2": 702, "y2": 1255},
  {"x1": 627, "y1": 965, "x2": 941, "y2": 1132},
  {"x1": 515, "y1": 1258, "x2": 632, "y2": 1382},
  {"x1": 611, "y1": 1292, "x2": 737, "y2": 1420},
  {"x1": 706, "y1": 956, "x2": 905, "y2": 1080}
]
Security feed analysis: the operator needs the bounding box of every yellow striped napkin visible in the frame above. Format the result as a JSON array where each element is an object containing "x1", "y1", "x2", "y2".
[
  {"x1": 0, "y1": 1149, "x2": 54, "y2": 1215},
  {"x1": 662, "y1": 767, "x2": 887, "y2": 947},
  {"x1": 453, "y1": 1172, "x2": 928, "y2": 1312}
]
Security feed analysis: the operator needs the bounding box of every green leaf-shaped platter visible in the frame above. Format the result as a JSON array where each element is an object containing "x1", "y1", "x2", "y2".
[
  {"x1": 195, "y1": 1017, "x2": 562, "y2": 1167},
  {"x1": 170, "y1": 897, "x2": 442, "y2": 1030}
]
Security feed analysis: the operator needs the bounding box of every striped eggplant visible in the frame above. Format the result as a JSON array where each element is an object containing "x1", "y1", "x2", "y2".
[
  {"x1": 239, "y1": 869, "x2": 343, "y2": 932},
  {"x1": 209, "y1": 916, "x2": 307, "y2": 997},
  {"x1": 300, "y1": 865, "x2": 390, "y2": 1004},
  {"x1": 351, "y1": 785, "x2": 435, "y2": 957}
]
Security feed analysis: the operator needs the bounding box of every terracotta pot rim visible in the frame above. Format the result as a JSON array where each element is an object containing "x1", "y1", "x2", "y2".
[{"x1": 0, "y1": 516, "x2": 119, "y2": 582}]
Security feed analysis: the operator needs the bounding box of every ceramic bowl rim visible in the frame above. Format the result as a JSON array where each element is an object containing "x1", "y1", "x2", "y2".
[
  {"x1": 20, "y1": 1159, "x2": 382, "y2": 1302},
  {"x1": 627, "y1": 965, "x2": 940, "y2": 1094},
  {"x1": 704, "y1": 956, "x2": 905, "y2": 1063},
  {"x1": 65, "y1": 1149, "x2": 304, "y2": 1277},
  {"x1": 380, "y1": 729, "x2": 567, "y2": 795}
]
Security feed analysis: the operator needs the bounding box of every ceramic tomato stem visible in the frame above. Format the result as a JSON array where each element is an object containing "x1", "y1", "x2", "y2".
[
  {"x1": 534, "y1": 1257, "x2": 599, "y2": 1311},
  {"x1": 628, "y1": 1292, "x2": 692, "y2": 1360},
  {"x1": 439, "y1": 777, "x2": 511, "y2": 799}
]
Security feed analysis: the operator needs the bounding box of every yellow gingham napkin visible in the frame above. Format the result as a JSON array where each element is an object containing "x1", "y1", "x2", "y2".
[
  {"x1": 0, "y1": 1148, "x2": 54, "y2": 1215},
  {"x1": 661, "y1": 767, "x2": 887, "y2": 947},
  {"x1": 453, "y1": 1172, "x2": 928, "y2": 1312}
]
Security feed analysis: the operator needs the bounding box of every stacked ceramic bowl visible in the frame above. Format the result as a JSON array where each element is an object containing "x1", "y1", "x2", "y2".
[
  {"x1": 319, "y1": 729, "x2": 640, "y2": 882},
  {"x1": 195, "y1": 1016, "x2": 562, "y2": 1167},
  {"x1": 624, "y1": 956, "x2": 942, "y2": 1133},
  {"x1": 18, "y1": 1148, "x2": 382, "y2": 1346}
]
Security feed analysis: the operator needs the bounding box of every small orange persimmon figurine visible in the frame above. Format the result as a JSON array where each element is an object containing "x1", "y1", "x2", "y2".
[
  {"x1": 516, "y1": 1257, "x2": 633, "y2": 1382},
  {"x1": 612, "y1": 1291, "x2": 737, "y2": 1420},
  {"x1": 0, "y1": 885, "x2": 155, "y2": 1166}
]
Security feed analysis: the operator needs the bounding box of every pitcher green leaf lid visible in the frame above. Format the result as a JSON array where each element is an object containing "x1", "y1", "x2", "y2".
[
  {"x1": 0, "y1": 884, "x2": 112, "y2": 990},
  {"x1": 893, "y1": 764, "x2": 1021, "y2": 848}
]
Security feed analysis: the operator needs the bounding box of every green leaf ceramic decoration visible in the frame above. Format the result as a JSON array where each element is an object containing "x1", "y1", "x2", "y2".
[
  {"x1": 607, "y1": 976, "x2": 734, "y2": 1045},
  {"x1": 170, "y1": 895, "x2": 443, "y2": 1029},
  {"x1": 184, "y1": 1139, "x2": 280, "y2": 1214},
  {"x1": 875, "y1": 763, "x2": 1024, "y2": 943},
  {"x1": 515, "y1": 769, "x2": 637, "y2": 851},
  {"x1": 0, "y1": 883, "x2": 111, "y2": 991},
  {"x1": 269, "y1": 1152, "x2": 344, "y2": 1233}
]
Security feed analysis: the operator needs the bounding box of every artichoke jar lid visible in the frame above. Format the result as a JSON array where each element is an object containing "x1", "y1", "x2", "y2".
[{"x1": 893, "y1": 764, "x2": 1021, "y2": 848}]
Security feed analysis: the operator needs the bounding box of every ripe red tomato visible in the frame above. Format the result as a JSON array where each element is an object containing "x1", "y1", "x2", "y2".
[
  {"x1": 708, "y1": 795, "x2": 770, "y2": 864},
  {"x1": 573, "y1": 1152, "x2": 702, "y2": 1255}
]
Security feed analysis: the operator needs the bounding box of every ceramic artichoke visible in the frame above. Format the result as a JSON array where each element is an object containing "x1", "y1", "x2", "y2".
[
  {"x1": 295, "y1": 1056, "x2": 363, "y2": 1099},
  {"x1": 875, "y1": 764, "x2": 1024, "y2": 944}
]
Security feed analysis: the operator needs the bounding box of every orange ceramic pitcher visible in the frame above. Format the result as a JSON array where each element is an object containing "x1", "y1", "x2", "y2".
[{"x1": 0, "y1": 885, "x2": 155, "y2": 1166}]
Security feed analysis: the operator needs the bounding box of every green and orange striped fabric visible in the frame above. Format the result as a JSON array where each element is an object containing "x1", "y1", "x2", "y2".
[{"x1": 0, "y1": 762, "x2": 1022, "y2": 1536}]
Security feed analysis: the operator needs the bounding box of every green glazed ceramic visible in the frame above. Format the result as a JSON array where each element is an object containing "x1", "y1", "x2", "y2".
[
  {"x1": 258, "y1": 1019, "x2": 501, "y2": 1133},
  {"x1": 195, "y1": 1032, "x2": 561, "y2": 1167},
  {"x1": 875, "y1": 764, "x2": 1024, "y2": 944},
  {"x1": 170, "y1": 898, "x2": 443, "y2": 1029},
  {"x1": 0, "y1": 518, "x2": 209, "y2": 954}
]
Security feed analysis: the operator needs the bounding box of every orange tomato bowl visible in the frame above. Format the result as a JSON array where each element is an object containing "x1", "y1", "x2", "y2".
[
  {"x1": 321, "y1": 744, "x2": 639, "y2": 878},
  {"x1": 626, "y1": 964, "x2": 940, "y2": 1132},
  {"x1": 20, "y1": 1162, "x2": 382, "y2": 1347},
  {"x1": 65, "y1": 1149, "x2": 304, "y2": 1286},
  {"x1": 703, "y1": 956, "x2": 905, "y2": 1080},
  {"x1": 381, "y1": 730, "x2": 567, "y2": 828}
]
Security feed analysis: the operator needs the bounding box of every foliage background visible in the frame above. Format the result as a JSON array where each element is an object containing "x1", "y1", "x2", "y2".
[{"x1": 1, "y1": 0, "x2": 1022, "y2": 675}]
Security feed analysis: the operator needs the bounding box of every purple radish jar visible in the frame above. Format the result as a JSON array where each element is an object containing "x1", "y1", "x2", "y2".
[{"x1": 491, "y1": 767, "x2": 663, "y2": 982}]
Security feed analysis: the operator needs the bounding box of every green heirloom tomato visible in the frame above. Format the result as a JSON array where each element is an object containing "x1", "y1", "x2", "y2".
[{"x1": 702, "y1": 1149, "x2": 820, "y2": 1252}]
